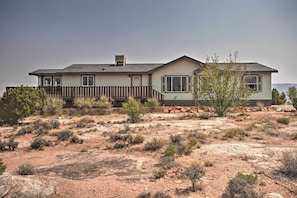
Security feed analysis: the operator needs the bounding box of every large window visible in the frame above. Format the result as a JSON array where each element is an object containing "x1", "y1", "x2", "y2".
[
  {"x1": 53, "y1": 77, "x2": 61, "y2": 86},
  {"x1": 44, "y1": 77, "x2": 52, "y2": 87},
  {"x1": 162, "y1": 76, "x2": 190, "y2": 92},
  {"x1": 82, "y1": 75, "x2": 94, "y2": 86},
  {"x1": 244, "y1": 75, "x2": 261, "y2": 92}
]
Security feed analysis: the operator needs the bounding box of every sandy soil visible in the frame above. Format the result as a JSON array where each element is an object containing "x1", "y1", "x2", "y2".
[{"x1": 0, "y1": 108, "x2": 296, "y2": 198}]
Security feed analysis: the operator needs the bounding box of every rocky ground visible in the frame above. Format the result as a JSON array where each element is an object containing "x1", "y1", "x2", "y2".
[{"x1": 0, "y1": 106, "x2": 296, "y2": 198}]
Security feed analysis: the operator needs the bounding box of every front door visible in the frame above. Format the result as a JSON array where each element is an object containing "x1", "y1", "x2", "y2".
[{"x1": 132, "y1": 75, "x2": 142, "y2": 87}]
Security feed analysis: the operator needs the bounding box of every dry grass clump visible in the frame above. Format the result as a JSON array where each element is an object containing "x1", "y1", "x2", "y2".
[
  {"x1": 144, "y1": 138, "x2": 166, "y2": 151},
  {"x1": 222, "y1": 128, "x2": 249, "y2": 140},
  {"x1": 15, "y1": 163, "x2": 35, "y2": 175},
  {"x1": 76, "y1": 117, "x2": 95, "y2": 128}
]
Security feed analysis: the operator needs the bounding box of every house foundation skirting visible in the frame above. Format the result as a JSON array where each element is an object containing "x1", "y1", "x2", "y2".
[{"x1": 163, "y1": 100, "x2": 272, "y2": 107}]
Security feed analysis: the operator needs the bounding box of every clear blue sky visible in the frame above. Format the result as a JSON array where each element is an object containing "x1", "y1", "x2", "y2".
[{"x1": 0, "y1": 0, "x2": 296, "y2": 95}]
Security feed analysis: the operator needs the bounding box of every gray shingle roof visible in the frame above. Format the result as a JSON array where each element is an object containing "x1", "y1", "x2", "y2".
[
  {"x1": 218, "y1": 63, "x2": 278, "y2": 72},
  {"x1": 29, "y1": 56, "x2": 278, "y2": 76},
  {"x1": 60, "y1": 63, "x2": 163, "y2": 74}
]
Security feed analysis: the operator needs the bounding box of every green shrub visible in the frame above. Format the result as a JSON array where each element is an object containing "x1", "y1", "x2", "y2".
[
  {"x1": 15, "y1": 163, "x2": 35, "y2": 175},
  {"x1": 144, "y1": 138, "x2": 165, "y2": 151},
  {"x1": 122, "y1": 97, "x2": 144, "y2": 123},
  {"x1": 222, "y1": 177, "x2": 257, "y2": 198},
  {"x1": 188, "y1": 132, "x2": 207, "y2": 143},
  {"x1": 187, "y1": 137, "x2": 198, "y2": 147},
  {"x1": 69, "y1": 135, "x2": 83, "y2": 144},
  {"x1": 0, "y1": 158, "x2": 6, "y2": 175},
  {"x1": 223, "y1": 128, "x2": 249, "y2": 139},
  {"x1": 73, "y1": 97, "x2": 96, "y2": 109},
  {"x1": 235, "y1": 172, "x2": 258, "y2": 185},
  {"x1": 76, "y1": 117, "x2": 95, "y2": 128},
  {"x1": 30, "y1": 137, "x2": 51, "y2": 150},
  {"x1": 292, "y1": 98, "x2": 297, "y2": 110},
  {"x1": 164, "y1": 143, "x2": 176, "y2": 157},
  {"x1": 132, "y1": 134, "x2": 144, "y2": 144},
  {"x1": 57, "y1": 130, "x2": 73, "y2": 141},
  {"x1": 144, "y1": 98, "x2": 160, "y2": 112},
  {"x1": 0, "y1": 86, "x2": 47, "y2": 124},
  {"x1": 280, "y1": 151, "x2": 297, "y2": 178},
  {"x1": 43, "y1": 97, "x2": 65, "y2": 116},
  {"x1": 94, "y1": 96, "x2": 113, "y2": 109},
  {"x1": 183, "y1": 163, "x2": 205, "y2": 192},
  {"x1": 276, "y1": 117, "x2": 290, "y2": 125}
]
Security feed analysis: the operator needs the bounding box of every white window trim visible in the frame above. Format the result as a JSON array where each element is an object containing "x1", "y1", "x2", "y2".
[
  {"x1": 244, "y1": 75, "x2": 262, "y2": 92},
  {"x1": 53, "y1": 77, "x2": 61, "y2": 87},
  {"x1": 163, "y1": 75, "x2": 189, "y2": 93},
  {"x1": 44, "y1": 77, "x2": 52, "y2": 87},
  {"x1": 82, "y1": 75, "x2": 95, "y2": 86}
]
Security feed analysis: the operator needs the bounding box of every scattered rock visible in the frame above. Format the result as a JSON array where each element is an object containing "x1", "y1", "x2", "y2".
[
  {"x1": 0, "y1": 173, "x2": 55, "y2": 198},
  {"x1": 262, "y1": 192, "x2": 284, "y2": 198}
]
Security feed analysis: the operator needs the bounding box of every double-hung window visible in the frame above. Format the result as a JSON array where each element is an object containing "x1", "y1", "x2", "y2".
[
  {"x1": 162, "y1": 76, "x2": 190, "y2": 92},
  {"x1": 244, "y1": 75, "x2": 261, "y2": 92},
  {"x1": 82, "y1": 75, "x2": 94, "y2": 86}
]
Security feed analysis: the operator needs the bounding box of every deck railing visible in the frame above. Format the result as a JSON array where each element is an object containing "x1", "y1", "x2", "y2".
[{"x1": 6, "y1": 86, "x2": 164, "y2": 102}]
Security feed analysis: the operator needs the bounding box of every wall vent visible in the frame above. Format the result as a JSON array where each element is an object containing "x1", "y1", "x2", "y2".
[{"x1": 115, "y1": 55, "x2": 126, "y2": 66}]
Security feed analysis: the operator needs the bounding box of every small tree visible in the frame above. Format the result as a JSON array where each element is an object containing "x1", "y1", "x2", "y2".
[
  {"x1": 193, "y1": 53, "x2": 252, "y2": 117},
  {"x1": 122, "y1": 97, "x2": 144, "y2": 123},
  {"x1": 0, "y1": 86, "x2": 47, "y2": 124},
  {"x1": 287, "y1": 86, "x2": 297, "y2": 109},
  {"x1": 272, "y1": 88, "x2": 286, "y2": 105}
]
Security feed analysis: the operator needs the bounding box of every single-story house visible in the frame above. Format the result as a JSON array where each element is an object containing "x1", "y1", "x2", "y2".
[{"x1": 28, "y1": 55, "x2": 278, "y2": 106}]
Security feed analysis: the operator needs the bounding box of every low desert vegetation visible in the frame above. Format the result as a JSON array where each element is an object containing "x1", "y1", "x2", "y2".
[
  {"x1": 276, "y1": 116, "x2": 290, "y2": 125},
  {"x1": 235, "y1": 172, "x2": 258, "y2": 185},
  {"x1": 43, "y1": 97, "x2": 65, "y2": 116},
  {"x1": 76, "y1": 117, "x2": 95, "y2": 128},
  {"x1": 144, "y1": 97, "x2": 160, "y2": 112},
  {"x1": 132, "y1": 134, "x2": 145, "y2": 144},
  {"x1": 221, "y1": 177, "x2": 258, "y2": 198},
  {"x1": 73, "y1": 96, "x2": 113, "y2": 115},
  {"x1": 57, "y1": 130, "x2": 73, "y2": 141},
  {"x1": 122, "y1": 97, "x2": 144, "y2": 123},
  {"x1": 183, "y1": 163, "x2": 205, "y2": 192},
  {"x1": 0, "y1": 137, "x2": 19, "y2": 151},
  {"x1": 15, "y1": 163, "x2": 35, "y2": 175},
  {"x1": 280, "y1": 151, "x2": 297, "y2": 178},
  {"x1": 136, "y1": 191, "x2": 171, "y2": 198},
  {"x1": 222, "y1": 128, "x2": 249, "y2": 140},
  {"x1": 69, "y1": 135, "x2": 83, "y2": 144},
  {"x1": 144, "y1": 138, "x2": 166, "y2": 151},
  {"x1": 0, "y1": 158, "x2": 6, "y2": 175},
  {"x1": 30, "y1": 137, "x2": 51, "y2": 150}
]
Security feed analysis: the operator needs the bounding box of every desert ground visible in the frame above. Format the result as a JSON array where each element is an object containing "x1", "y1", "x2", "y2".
[{"x1": 0, "y1": 106, "x2": 296, "y2": 198}]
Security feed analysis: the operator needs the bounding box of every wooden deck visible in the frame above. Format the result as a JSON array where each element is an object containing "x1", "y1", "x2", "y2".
[{"x1": 6, "y1": 86, "x2": 164, "y2": 102}]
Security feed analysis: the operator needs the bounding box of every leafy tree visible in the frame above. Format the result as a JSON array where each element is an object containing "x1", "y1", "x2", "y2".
[
  {"x1": 0, "y1": 86, "x2": 47, "y2": 124},
  {"x1": 272, "y1": 88, "x2": 286, "y2": 105},
  {"x1": 287, "y1": 86, "x2": 297, "y2": 101},
  {"x1": 193, "y1": 53, "x2": 252, "y2": 117},
  {"x1": 122, "y1": 97, "x2": 144, "y2": 123}
]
